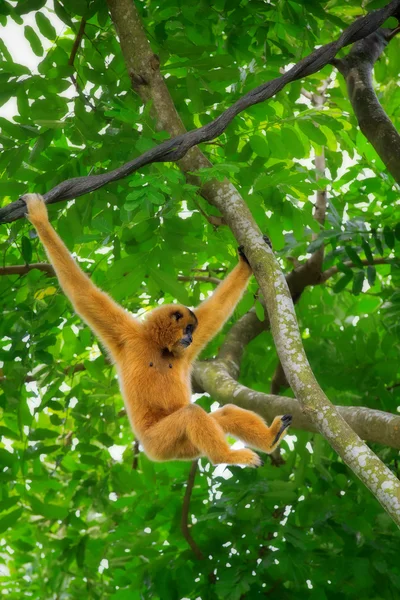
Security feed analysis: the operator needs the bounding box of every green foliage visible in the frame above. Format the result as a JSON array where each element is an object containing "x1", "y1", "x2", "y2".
[{"x1": 0, "y1": 0, "x2": 400, "y2": 598}]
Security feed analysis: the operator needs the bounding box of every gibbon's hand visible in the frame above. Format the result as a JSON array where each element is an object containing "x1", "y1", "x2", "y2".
[
  {"x1": 238, "y1": 234, "x2": 272, "y2": 265},
  {"x1": 24, "y1": 193, "x2": 49, "y2": 226}
]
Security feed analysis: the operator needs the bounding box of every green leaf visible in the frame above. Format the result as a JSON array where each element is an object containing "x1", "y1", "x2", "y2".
[
  {"x1": 361, "y1": 238, "x2": 374, "y2": 264},
  {"x1": 265, "y1": 130, "x2": 288, "y2": 159},
  {"x1": 53, "y1": 0, "x2": 74, "y2": 26},
  {"x1": 0, "y1": 508, "x2": 23, "y2": 534},
  {"x1": 281, "y1": 126, "x2": 305, "y2": 158},
  {"x1": 149, "y1": 268, "x2": 189, "y2": 304},
  {"x1": 249, "y1": 135, "x2": 270, "y2": 159},
  {"x1": 307, "y1": 237, "x2": 324, "y2": 253},
  {"x1": 24, "y1": 25, "x2": 43, "y2": 57},
  {"x1": 372, "y1": 230, "x2": 384, "y2": 256},
  {"x1": 0, "y1": 496, "x2": 20, "y2": 513},
  {"x1": 76, "y1": 536, "x2": 87, "y2": 569},
  {"x1": 0, "y1": 61, "x2": 30, "y2": 76},
  {"x1": 21, "y1": 235, "x2": 32, "y2": 264},
  {"x1": 255, "y1": 300, "x2": 265, "y2": 322},
  {"x1": 394, "y1": 223, "x2": 400, "y2": 241},
  {"x1": 298, "y1": 119, "x2": 327, "y2": 146},
  {"x1": 352, "y1": 271, "x2": 364, "y2": 296},
  {"x1": 0, "y1": 426, "x2": 20, "y2": 440},
  {"x1": 97, "y1": 433, "x2": 115, "y2": 447},
  {"x1": 29, "y1": 496, "x2": 68, "y2": 520},
  {"x1": 29, "y1": 428, "x2": 58, "y2": 441},
  {"x1": 383, "y1": 225, "x2": 395, "y2": 249},
  {"x1": 333, "y1": 272, "x2": 353, "y2": 293},
  {"x1": 345, "y1": 246, "x2": 364, "y2": 268},
  {"x1": 35, "y1": 12, "x2": 57, "y2": 40},
  {"x1": 367, "y1": 265, "x2": 376, "y2": 286}
]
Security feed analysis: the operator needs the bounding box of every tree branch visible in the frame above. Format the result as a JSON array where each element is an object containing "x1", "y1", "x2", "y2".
[
  {"x1": 320, "y1": 257, "x2": 397, "y2": 282},
  {"x1": 193, "y1": 361, "x2": 400, "y2": 451},
  {"x1": 68, "y1": 18, "x2": 87, "y2": 66},
  {"x1": 181, "y1": 461, "x2": 204, "y2": 560},
  {"x1": 0, "y1": 263, "x2": 55, "y2": 276},
  {"x1": 178, "y1": 275, "x2": 221, "y2": 286},
  {"x1": 2, "y1": 1, "x2": 400, "y2": 223},
  {"x1": 333, "y1": 28, "x2": 400, "y2": 182}
]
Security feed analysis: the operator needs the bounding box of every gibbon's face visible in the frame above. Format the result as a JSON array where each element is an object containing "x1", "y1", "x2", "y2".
[{"x1": 145, "y1": 304, "x2": 198, "y2": 356}]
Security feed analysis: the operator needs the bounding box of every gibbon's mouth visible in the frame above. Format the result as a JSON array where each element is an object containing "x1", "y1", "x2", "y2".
[{"x1": 180, "y1": 335, "x2": 192, "y2": 348}]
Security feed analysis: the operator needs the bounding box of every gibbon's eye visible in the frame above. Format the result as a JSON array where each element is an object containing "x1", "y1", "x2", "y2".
[
  {"x1": 185, "y1": 324, "x2": 194, "y2": 335},
  {"x1": 171, "y1": 311, "x2": 183, "y2": 321}
]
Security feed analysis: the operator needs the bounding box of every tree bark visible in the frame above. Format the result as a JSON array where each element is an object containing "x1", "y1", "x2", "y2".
[{"x1": 333, "y1": 28, "x2": 400, "y2": 182}]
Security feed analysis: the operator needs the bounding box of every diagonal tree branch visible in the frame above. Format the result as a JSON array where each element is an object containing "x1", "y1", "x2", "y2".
[
  {"x1": 333, "y1": 28, "x2": 400, "y2": 182},
  {"x1": 68, "y1": 17, "x2": 87, "y2": 67},
  {"x1": 1, "y1": 1, "x2": 400, "y2": 223}
]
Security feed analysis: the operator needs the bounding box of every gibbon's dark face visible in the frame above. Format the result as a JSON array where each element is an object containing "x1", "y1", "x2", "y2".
[{"x1": 145, "y1": 304, "x2": 198, "y2": 356}]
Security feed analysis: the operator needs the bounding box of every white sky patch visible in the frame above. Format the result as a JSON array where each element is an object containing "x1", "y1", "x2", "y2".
[
  {"x1": 1, "y1": 9, "x2": 66, "y2": 119},
  {"x1": 283, "y1": 433, "x2": 297, "y2": 451},
  {"x1": 108, "y1": 444, "x2": 126, "y2": 461}
]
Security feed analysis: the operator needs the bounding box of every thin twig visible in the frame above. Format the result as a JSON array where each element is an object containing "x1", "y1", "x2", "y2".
[
  {"x1": 68, "y1": 18, "x2": 87, "y2": 66},
  {"x1": 320, "y1": 257, "x2": 396, "y2": 282},
  {"x1": 67, "y1": 18, "x2": 97, "y2": 112},
  {"x1": 178, "y1": 275, "x2": 221, "y2": 285},
  {"x1": 132, "y1": 440, "x2": 140, "y2": 470},
  {"x1": 181, "y1": 460, "x2": 204, "y2": 560},
  {"x1": 0, "y1": 362, "x2": 87, "y2": 384}
]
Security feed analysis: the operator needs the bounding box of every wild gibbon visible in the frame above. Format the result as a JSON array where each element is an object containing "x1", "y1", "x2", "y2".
[{"x1": 24, "y1": 193, "x2": 292, "y2": 467}]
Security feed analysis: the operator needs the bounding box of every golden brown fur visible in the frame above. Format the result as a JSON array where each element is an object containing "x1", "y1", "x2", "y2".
[{"x1": 25, "y1": 194, "x2": 291, "y2": 467}]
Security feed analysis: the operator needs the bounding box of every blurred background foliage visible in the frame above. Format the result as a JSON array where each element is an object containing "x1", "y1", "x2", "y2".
[{"x1": 0, "y1": 0, "x2": 400, "y2": 598}]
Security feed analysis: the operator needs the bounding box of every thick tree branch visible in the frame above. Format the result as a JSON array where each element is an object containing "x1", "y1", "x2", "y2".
[
  {"x1": 1, "y1": 1, "x2": 400, "y2": 223},
  {"x1": 193, "y1": 361, "x2": 400, "y2": 451},
  {"x1": 333, "y1": 28, "x2": 400, "y2": 182}
]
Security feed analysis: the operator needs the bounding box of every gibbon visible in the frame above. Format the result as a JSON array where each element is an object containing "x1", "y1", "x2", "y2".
[{"x1": 25, "y1": 194, "x2": 292, "y2": 467}]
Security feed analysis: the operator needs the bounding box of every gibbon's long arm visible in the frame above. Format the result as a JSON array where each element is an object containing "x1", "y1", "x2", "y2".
[
  {"x1": 187, "y1": 258, "x2": 252, "y2": 360},
  {"x1": 24, "y1": 194, "x2": 138, "y2": 355}
]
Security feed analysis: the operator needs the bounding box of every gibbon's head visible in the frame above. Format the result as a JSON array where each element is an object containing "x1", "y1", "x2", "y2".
[{"x1": 144, "y1": 304, "x2": 198, "y2": 357}]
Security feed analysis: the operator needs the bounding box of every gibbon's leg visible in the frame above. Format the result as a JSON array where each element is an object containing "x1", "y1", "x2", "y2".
[
  {"x1": 210, "y1": 405, "x2": 292, "y2": 454},
  {"x1": 143, "y1": 404, "x2": 263, "y2": 467},
  {"x1": 186, "y1": 257, "x2": 253, "y2": 361},
  {"x1": 24, "y1": 194, "x2": 139, "y2": 355}
]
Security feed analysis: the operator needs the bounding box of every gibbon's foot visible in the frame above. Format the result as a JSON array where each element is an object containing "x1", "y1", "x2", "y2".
[
  {"x1": 222, "y1": 448, "x2": 263, "y2": 468},
  {"x1": 238, "y1": 234, "x2": 272, "y2": 264},
  {"x1": 24, "y1": 193, "x2": 48, "y2": 225},
  {"x1": 262, "y1": 234, "x2": 272, "y2": 249},
  {"x1": 271, "y1": 414, "x2": 292, "y2": 447}
]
